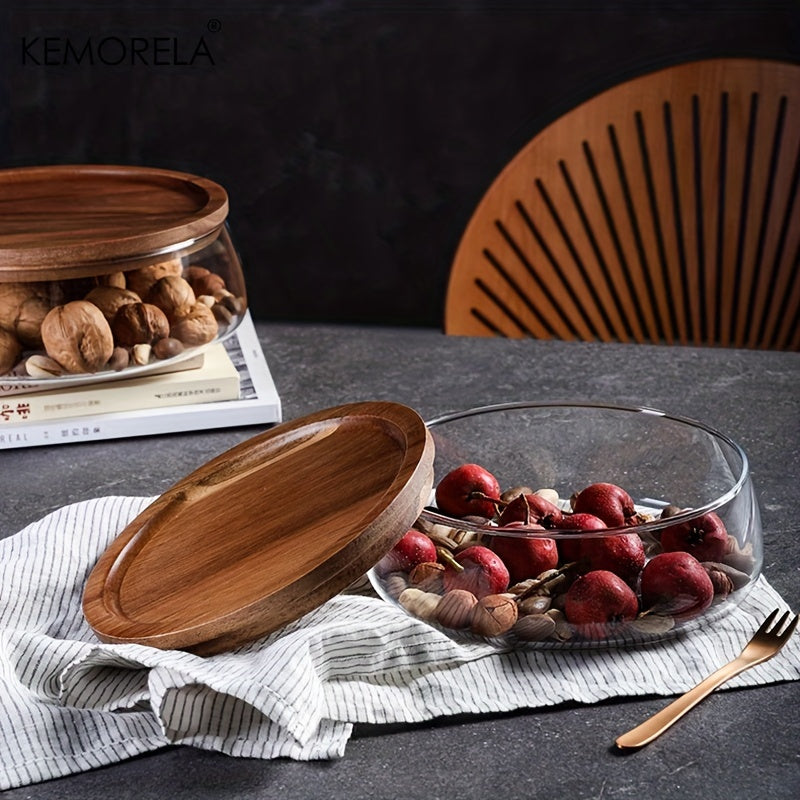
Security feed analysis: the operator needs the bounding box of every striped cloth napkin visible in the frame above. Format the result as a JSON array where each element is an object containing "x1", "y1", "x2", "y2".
[{"x1": 2, "y1": 496, "x2": 798, "y2": 789}]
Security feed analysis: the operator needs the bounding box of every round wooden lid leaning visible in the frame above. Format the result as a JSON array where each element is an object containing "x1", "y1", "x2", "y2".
[{"x1": 82, "y1": 401, "x2": 436, "y2": 655}]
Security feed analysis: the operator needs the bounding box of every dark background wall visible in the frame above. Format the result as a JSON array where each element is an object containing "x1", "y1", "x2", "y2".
[{"x1": 1, "y1": 1, "x2": 799, "y2": 329}]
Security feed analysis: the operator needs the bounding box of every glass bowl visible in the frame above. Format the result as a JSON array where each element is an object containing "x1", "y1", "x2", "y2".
[
  {"x1": 368, "y1": 402, "x2": 762, "y2": 648},
  {"x1": 0, "y1": 165, "x2": 247, "y2": 393}
]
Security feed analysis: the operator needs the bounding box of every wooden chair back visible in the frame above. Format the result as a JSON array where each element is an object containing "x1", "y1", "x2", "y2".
[{"x1": 445, "y1": 58, "x2": 800, "y2": 350}]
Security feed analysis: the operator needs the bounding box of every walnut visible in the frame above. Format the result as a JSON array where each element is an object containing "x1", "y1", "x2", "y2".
[
  {"x1": 96, "y1": 271, "x2": 126, "y2": 289},
  {"x1": 40, "y1": 300, "x2": 114, "y2": 374},
  {"x1": 124, "y1": 258, "x2": 182, "y2": 297},
  {"x1": 0, "y1": 282, "x2": 51, "y2": 348},
  {"x1": 85, "y1": 285, "x2": 141, "y2": 321},
  {"x1": 183, "y1": 265, "x2": 226, "y2": 298},
  {"x1": 111, "y1": 302, "x2": 170, "y2": 347},
  {"x1": 145, "y1": 275, "x2": 196, "y2": 322},
  {"x1": 0, "y1": 328, "x2": 22, "y2": 374},
  {"x1": 169, "y1": 302, "x2": 218, "y2": 346}
]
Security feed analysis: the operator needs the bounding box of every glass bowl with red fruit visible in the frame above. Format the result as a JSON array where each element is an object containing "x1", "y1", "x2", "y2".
[{"x1": 368, "y1": 402, "x2": 762, "y2": 648}]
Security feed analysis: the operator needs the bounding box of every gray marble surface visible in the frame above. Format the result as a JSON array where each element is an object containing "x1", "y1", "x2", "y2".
[{"x1": 2, "y1": 322, "x2": 799, "y2": 799}]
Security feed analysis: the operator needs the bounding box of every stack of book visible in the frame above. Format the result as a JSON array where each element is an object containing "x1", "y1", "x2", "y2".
[{"x1": 0, "y1": 312, "x2": 282, "y2": 449}]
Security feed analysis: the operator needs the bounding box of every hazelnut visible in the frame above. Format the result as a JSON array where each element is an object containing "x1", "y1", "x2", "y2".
[
  {"x1": 111, "y1": 302, "x2": 170, "y2": 347},
  {"x1": 108, "y1": 347, "x2": 129, "y2": 371},
  {"x1": 85, "y1": 285, "x2": 141, "y2": 322},
  {"x1": 40, "y1": 301, "x2": 114, "y2": 374},
  {"x1": 125, "y1": 258, "x2": 182, "y2": 297},
  {"x1": 145, "y1": 275, "x2": 196, "y2": 322},
  {"x1": 170, "y1": 302, "x2": 218, "y2": 346},
  {"x1": 470, "y1": 594, "x2": 518, "y2": 637},
  {"x1": 0, "y1": 282, "x2": 50, "y2": 348},
  {"x1": 0, "y1": 328, "x2": 22, "y2": 374},
  {"x1": 183, "y1": 265, "x2": 226, "y2": 297},
  {"x1": 152, "y1": 337, "x2": 185, "y2": 360}
]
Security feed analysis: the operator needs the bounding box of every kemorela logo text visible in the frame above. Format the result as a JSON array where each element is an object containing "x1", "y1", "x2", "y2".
[{"x1": 21, "y1": 34, "x2": 215, "y2": 66}]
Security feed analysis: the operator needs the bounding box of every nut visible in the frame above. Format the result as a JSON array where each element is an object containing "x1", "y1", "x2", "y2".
[
  {"x1": 108, "y1": 347, "x2": 129, "y2": 371},
  {"x1": 131, "y1": 343, "x2": 152, "y2": 366},
  {"x1": 125, "y1": 258, "x2": 182, "y2": 297},
  {"x1": 629, "y1": 613, "x2": 675, "y2": 636},
  {"x1": 699, "y1": 561, "x2": 751, "y2": 591},
  {"x1": 0, "y1": 282, "x2": 50, "y2": 348},
  {"x1": 152, "y1": 337, "x2": 185, "y2": 360},
  {"x1": 702, "y1": 564, "x2": 736, "y2": 599},
  {"x1": 183, "y1": 265, "x2": 226, "y2": 297},
  {"x1": 111, "y1": 302, "x2": 170, "y2": 347},
  {"x1": 95, "y1": 272, "x2": 126, "y2": 289},
  {"x1": 0, "y1": 328, "x2": 22, "y2": 374},
  {"x1": 40, "y1": 301, "x2": 114, "y2": 373},
  {"x1": 398, "y1": 588, "x2": 441, "y2": 621},
  {"x1": 500, "y1": 486, "x2": 534, "y2": 504},
  {"x1": 512, "y1": 613, "x2": 557, "y2": 641},
  {"x1": 470, "y1": 593, "x2": 518, "y2": 637},
  {"x1": 408, "y1": 561, "x2": 445, "y2": 593},
  {"x1": 85, "y1": 285, "x2": 141, "y2": 321},
  {"x1": 145, "y1": 275, "x2": 196, "y2": 322},
  {"x1": 170, "y1": 302, "x2": 218, "y2": 346},
  {"x1": 435, "y1": 589, "x2": 478, "y2": 629},
  {"x1": 517, "y1": 594, "x2": 552, "y2": 616},
  {"x1": 382, "y1": 572, "x2": 409, "y2": 600},
  {"x1": 25, "y1": 354, "x2": 63, "y2": 378}
]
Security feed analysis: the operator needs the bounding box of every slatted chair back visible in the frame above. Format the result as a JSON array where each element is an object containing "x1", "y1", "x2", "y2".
[{"x1": 444, "y1": 58, "x2": 800, "y2": 350}]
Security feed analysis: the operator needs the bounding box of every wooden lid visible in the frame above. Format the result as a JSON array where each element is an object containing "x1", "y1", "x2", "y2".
[
  {"x1": 0, "y1": 164, "x2": 229, "y2": 280},
  {"x1": 82, "y1": 401, "x2": 435, "y2": 655}
]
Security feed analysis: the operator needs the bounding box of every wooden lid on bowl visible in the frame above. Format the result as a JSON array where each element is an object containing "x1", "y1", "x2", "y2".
[
  {"x1": 82, "y1": 401, "x2": 436, "y2": 655},
  {"x1": 0, "y1": 164, "x2": 229, "y2": 280}
]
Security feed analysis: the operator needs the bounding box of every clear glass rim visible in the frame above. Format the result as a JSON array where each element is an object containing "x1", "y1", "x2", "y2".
[{"x1": 421, "y1": 400, "x2": 751, "y2": 540}]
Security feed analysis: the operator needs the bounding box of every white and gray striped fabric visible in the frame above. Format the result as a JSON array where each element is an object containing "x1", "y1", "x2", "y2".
[{"x1": 2, "y1": 496, "x2": 798, "y2": 789}]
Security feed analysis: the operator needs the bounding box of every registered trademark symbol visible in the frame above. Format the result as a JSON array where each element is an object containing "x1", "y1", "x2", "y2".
[{"x1": 207, "y1": 18, "x2": 222, "y2": 33}]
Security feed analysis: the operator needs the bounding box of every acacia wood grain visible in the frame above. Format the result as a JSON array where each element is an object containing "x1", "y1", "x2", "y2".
[
  {"x1": 82, "y1": 401, "x2": 435, "y2": 654},
  {"x1": 0, "y1": 164, "x2": 229, "y2": 280}
]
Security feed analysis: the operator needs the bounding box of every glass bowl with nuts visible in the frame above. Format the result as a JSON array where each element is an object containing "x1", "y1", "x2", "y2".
[
  {"x1": 368, "y1": 402, "x2": 763, "y2": 649},
  {"x1": 0, "y1": 165, "x2": 248, "y2": 391}
]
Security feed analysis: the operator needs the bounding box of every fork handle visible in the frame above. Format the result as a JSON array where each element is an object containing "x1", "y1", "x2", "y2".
[{"x1": 615, "y1": 657, "x2": 750, "y2": 750}]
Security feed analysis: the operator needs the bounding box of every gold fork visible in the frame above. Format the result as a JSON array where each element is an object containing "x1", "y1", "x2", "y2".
[{"x1": 615, "y1": 608, "x2": 799, "y2": 751}]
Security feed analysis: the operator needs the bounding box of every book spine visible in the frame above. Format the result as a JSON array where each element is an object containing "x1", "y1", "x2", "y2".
[
  {"x1": 0, "y1": 374, "x2": 240, "y2": 424},
  {"x1": 0, "y1": 397, "x2": 281, "y2": 449}
]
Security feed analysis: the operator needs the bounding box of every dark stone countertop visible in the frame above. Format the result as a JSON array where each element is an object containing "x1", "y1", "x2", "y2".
[{"x1": 2, "y1": 322, "x2": 799, "y2": 799}]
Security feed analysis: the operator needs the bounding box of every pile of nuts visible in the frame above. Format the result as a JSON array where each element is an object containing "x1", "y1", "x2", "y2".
[
  {"x1": 0, "y1": 259, "x2": 244, "y2": 378},
  {"x1": 372, "y1": 462, "x2": 756, "y2": 645}
]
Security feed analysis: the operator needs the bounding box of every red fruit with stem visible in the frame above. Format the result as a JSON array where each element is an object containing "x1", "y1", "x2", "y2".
[
  {"x1": 441, "y1": 545, "x2": 510, "y2": 599},
  {"x1": 639, "y1": 551, "x2": 714, "y2": 619},
  {"x1": 659, "y1": 511, "x2": 729, "y2": 563},
  {"x1": 564, "y1": 570, "x2": 639, "y2": 640},
  {"x1": 375, "y1": 529, "x2": 437, "y2": 576},
  {"x1": 497, "y1": 493, "x2": 563, "y2": 528},
  {"x1": 575, "y1": 531, "x2": 646, "y2": 584},
  {"x1": 435, "y1": 463, "x2": 501, "y2": 519},
  {"x1": 489, "y1": 522, "x2": 559, "y2": 584},
  {"x1": 573, "y1": 482, "x2": 637, "y2": 527},
  {"x1": 554, "y1": 512, "x2": 607, "y2": 563}
]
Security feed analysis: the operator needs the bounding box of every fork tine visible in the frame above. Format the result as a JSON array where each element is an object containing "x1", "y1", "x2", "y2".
[
  {"x1": 777, "y1": 613, "x2": 799, "y2": 641},
  {"x1": 757, "y1": 608, "x2": 780, "y2": 634},
  {"x1": 770, "y1": 610, "x2": 790, "y2": 633}
]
